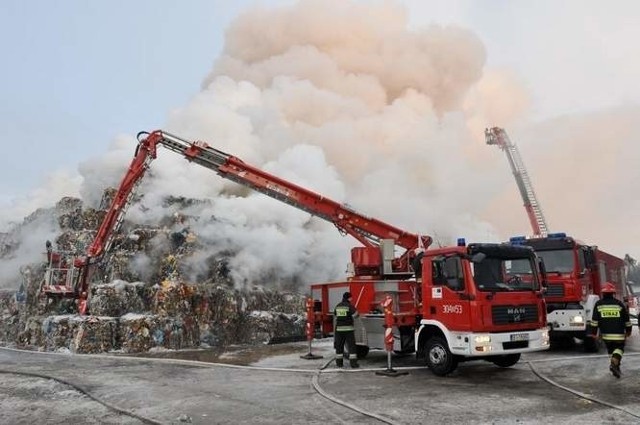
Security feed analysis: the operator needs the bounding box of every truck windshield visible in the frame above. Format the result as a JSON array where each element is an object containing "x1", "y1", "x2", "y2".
[
  {"x1": 472, "y1": 256, "x2": 539, "y2": 292},
  {"x1": 534, "y1": 249, "x2": 574, "y2": 273}
]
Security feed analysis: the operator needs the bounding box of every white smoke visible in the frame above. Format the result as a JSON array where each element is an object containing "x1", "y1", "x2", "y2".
[
  {"x1": 3, "y1": 0, "x2": 637, "y2": 290},
  {"x1": 0, "y1": 170, "x2": 82, "y2": 233},
  {"x1": 60, "y1": 0, "x2": 533, "y2": 288},
  {"x1": 0, "y1": 171, "x2": 81, "y2": 287},
  {"x1": 133, "y1": 0, "x2": 506, "y2": 287}
]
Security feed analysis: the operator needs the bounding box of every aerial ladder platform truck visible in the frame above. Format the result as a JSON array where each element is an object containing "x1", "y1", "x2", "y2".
[
  {"x1": 42, "y1": 129, "x2": 550, "y2": 375},
  {"x1": 486, "y1": 126, "x2": 628, "y2": 351}
]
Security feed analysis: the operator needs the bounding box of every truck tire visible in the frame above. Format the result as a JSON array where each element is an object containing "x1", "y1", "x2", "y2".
[
  {"x1": 424, "y1": 336, "x2": 458, "y2": 376},
  {"x1": 490, "y1": 353, "x2": 521, "y2": 368}
]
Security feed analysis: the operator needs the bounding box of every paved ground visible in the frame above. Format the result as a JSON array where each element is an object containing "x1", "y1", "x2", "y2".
[{"x1": 1, "y1": 329, "x2": 640, "y2": 425}]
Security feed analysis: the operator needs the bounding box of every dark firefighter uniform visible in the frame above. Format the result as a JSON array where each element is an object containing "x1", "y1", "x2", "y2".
[
  {"x1": 334, "y1": 292, "x2": 359, "y2": 368},
  {"x1": 588, "y1": 282, "x2": 632, "y2": 378}
]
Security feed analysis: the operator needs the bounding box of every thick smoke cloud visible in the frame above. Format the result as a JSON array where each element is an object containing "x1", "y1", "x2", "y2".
[
  {"x1": 2, "y1": 0, "x2": 636, "y2": 289},
  {"x1": 137, "y1": 0, "x2": 511, "y2": 287}
]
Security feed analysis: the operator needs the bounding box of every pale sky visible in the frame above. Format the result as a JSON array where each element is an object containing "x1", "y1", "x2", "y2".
[{"x1": 1, "y1": 0, "x2": 639, "y2": 261}]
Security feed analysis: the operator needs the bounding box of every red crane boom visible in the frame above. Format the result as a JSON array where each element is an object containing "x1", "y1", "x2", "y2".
[{"x1": 42, "y1": 130, "x2": 431, "y2": 314}]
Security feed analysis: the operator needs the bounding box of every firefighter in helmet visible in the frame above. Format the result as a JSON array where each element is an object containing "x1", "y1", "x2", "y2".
[
  {"x1": 588, "y1": 282, "x2": 632, "y2": 378},
  {"x1": 333, "y1": 291, "x2": 359, "y2": 368}
]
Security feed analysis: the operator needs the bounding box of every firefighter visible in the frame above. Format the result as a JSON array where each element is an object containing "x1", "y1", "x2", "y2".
[
  {"x1": 333, "y1": 291, "x2": 359, "y2": 368},
  {"x1": 588, "y1": 282, "x2": 632, "y2": 378}
]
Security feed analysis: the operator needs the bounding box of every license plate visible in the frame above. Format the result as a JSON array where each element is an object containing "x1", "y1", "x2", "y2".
[{"x1": 510, "y1": 333, "x2": 529, "y2": 342}]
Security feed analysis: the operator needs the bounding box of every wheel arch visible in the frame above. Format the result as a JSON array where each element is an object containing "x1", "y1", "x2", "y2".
[{"x1": 416, "y1": 322, "x2": 449, "y2": 359}]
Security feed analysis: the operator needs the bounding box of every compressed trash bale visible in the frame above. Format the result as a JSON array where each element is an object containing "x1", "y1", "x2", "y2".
[
  {"x1": 0, "y1": 286, "x2": 30, "y2": 345},
  {"x1": 150, "y1": 280, "x2": 196, "y2": 317},
  {"x1": 71, "y1": 316, "x2": 118, "y2": 354},
  {"x1": 243, "y1": 311, "x2": 306, "y2": 344},
  {"x1": 42, "y1": 315, "x2": 82, "y2": 351},
  {"x1": 17, "y1": 265, "x2": 43, "y2": 314},
  {"x1": 155, "y1": 316, "x2": 200, "y2": 350},
  {"x1": 119, "y1": 313, "x2": 161, "y2": 353},
  {"x1": 198, "y1": 286, "x2": 247, "y2": 346},
  {"x1": 81, "y1": 208, "x2": 102, "y2": 230},
  {"x1": 90, "y1": 285, "x2": 121, "y2": 317},
  {"x1": 0, "y1": 290, "x2": 17, "y2": 315},
  {"x1": 90, "y1": 280, "x2": 145, "y2": 317},
  {"x1": 17, "y1": 316, "x2": 45, "y2": 348},
  {"x1": 108, "y1": 251, "x2": 144, "y2": 283},
  {"x1": 0, "y1": 314, "x2": 20, "y2": 344},
  {"x1": 164, "y1": 284, "x2": 241, "y2": 347},
  {"x1": 244, "y1": 290, "x2": 306, "y2": 314}
]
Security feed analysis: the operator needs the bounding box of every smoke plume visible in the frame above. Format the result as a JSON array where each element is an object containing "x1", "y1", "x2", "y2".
[{"x1": 2, "y1": 0, "x2": 637, "y2": 290}]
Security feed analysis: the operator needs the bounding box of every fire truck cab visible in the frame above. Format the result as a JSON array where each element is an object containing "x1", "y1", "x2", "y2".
[{"x1": 509, "y1": 232, "x2": 627, "y2": 351}]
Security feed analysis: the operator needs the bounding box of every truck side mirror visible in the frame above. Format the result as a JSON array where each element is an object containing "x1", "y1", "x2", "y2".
[{"x1": 538, "y1": 257, "x2": 548, "y2": 289}]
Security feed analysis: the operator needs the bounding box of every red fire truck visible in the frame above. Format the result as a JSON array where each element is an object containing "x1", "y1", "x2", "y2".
[
  {"x1": 509, "y1": 233, "x2": 627, "y2": 351},
  {"x1": 486, "y1": 127, "x2": 629, "y2": 351},
  {"x1": 41, "y1": 130, "x2": 550, "y2": 375}
]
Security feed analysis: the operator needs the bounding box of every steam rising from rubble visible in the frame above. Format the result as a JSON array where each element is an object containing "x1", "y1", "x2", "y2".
[{"x1": 2, "y1": 0, "x2": 637, "y2": 289}]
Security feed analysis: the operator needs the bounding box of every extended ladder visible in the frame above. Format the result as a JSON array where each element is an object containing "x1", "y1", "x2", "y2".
[{"x1": 485, "y1": 127, "x2": 549, "y2": 237}]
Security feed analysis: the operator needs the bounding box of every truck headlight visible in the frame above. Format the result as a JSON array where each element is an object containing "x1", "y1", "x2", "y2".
[
  {"x1": 474, "y1": 335, "x2": 492, "y2": 351},
  {"x1": 474, "y1": 335, "x2": 491, "y2": 344},
  {"x1": 542, "y1": 329, "x2": 550, "y2": 346},
  {"x1": 569, "y1": 315, "x2": 584, "y2": 326}
]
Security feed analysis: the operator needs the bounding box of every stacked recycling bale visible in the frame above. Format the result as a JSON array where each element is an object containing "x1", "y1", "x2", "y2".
[
  {"x1": 119, "y1": 313, "x2": 160, "y2": 352},
  {"x1": 40, "y1": 314, "x2": 119, "y2": 352},
  {"x1": 90, "y1": 280, "x2": 146, "y2": 317},
  {"x1": 71, "y1": 316, "x2": 119, "y2": 353},
  {"x1": 16, "y1": 316, "x2": 46, "y2": 348},
  {"x1": 0, "y1": 192, "x2": 308, "y2": 354},
  {"x1": 0, "y1": 290, "x2": 19, "y2": 342}
]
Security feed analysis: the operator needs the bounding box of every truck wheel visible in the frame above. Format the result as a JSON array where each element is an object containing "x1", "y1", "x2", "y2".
[
  {"x1": 356, "y1": 344, "x2": 369, "y2": 359},
  {"x1": 491, "y1": 353, "x2": 521, "y2": 368},
  {"x1": 424, "y1": 336, "x2": 458, "y2": 376}
]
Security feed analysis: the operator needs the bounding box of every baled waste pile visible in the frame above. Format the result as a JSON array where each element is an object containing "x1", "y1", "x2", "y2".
[{"x1": 0, "y1": 195, "x2": 307, "y2": 354}]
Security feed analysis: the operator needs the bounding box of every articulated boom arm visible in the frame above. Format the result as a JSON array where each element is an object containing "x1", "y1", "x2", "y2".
[
  {"x1": 143, "y1": 130, "x2": 432, "y2": 259},
  {"x1": 86, "y1": 136, "x2": 159, "y2": 260},
  {"x1": 45, "y1": 129, "x2": 431, "y2": 313},
  {"x1": 485, "y1": 127, "x2": 549, "y2": 237},
  {"x1": 70, "y1": 133, "x2": 161, "y2": 311}
]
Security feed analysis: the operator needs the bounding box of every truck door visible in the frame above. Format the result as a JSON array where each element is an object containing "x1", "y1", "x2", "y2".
[
  {"x1": 428, "y1": 256, "x2": 472, "y2": 331},
  {"x1": 582, "y1": 246, "x2": 600, "y2": 297}
]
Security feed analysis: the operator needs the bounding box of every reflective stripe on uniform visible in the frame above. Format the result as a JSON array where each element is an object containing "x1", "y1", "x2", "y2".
[
  {"x1": 598, "y1": 306, "x2": 621, "y2": 318},
  {"x1": 613, "y1": 348, "x2": 624, "y2": 357},
  {"x1": 335, "y1": 306, "x2": 349, "y2": 317},
  {"x1": 336, "y1": 326, "x2": 354, "y2": 331},
  {"x1": 601, "y1": 333, "x2": 626, "y2": 341}
]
